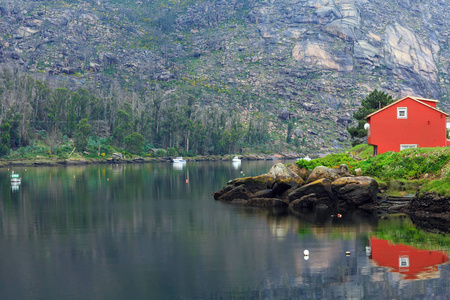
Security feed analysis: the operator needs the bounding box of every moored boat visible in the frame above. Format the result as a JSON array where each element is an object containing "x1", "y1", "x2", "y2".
[
  {"x1": 232, "y1": 156, "x2": 241, "y2": 162},
  {"x1": 173, "y1": 157, "x2": 186, "y2": 163},
  {"x1": 10, "y1": 173, "x2": 21, "y2": 183}
]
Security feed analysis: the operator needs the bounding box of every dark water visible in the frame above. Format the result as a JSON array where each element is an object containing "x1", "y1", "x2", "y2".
[{"x1": 0, "y1": 161, "x2": 448, "y2": 300}]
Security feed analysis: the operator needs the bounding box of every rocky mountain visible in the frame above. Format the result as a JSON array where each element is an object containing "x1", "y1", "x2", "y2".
[{"x1": 0, "y1": 0, "x2": 449, "y2": 152}]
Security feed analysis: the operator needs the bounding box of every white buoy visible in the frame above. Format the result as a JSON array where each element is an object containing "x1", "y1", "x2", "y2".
[{"x1": 303, "y1": 249, "x2": 309, "y2": 256}]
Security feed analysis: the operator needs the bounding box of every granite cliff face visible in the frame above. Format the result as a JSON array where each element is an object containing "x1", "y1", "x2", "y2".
[{"x1": 0, "y1": 0, "x2": 449, "y2": 152}]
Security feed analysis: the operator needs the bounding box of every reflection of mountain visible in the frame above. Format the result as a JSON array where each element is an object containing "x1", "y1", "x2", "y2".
[{"x1": 370, "y1": 237, "x2": 449, "y2": 280}]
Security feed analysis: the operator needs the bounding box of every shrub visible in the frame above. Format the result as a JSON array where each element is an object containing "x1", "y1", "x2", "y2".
[{"x1": 124, "y1": 132, "x2": 144, "y2": 154}]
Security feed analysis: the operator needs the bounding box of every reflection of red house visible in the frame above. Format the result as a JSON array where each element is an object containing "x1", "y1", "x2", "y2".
[
  {"x1": 365, "y1": 96, "x2": 449, "y2": 155},
  {"x1": 370, "y1": 237, "x2": 449, "y2": 280}
]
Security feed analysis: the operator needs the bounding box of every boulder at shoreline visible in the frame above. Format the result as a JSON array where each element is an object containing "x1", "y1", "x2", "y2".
[{"x1": 213, "y1": 162, "x2": 450, "y2": 233}]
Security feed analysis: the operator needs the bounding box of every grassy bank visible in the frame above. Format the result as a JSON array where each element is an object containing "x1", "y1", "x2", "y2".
[{"x1": 296, "y1": 145, "x2": 450, "y2": 197}]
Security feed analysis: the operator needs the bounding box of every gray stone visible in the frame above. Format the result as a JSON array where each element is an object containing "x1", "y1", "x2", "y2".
[
  {"x1": 217, "y1": 185, "x2": 250, "y2": 202},
  {"x1": 331, "y1": 176, "x2": 378, "y2": 207},
  {"x1": 288, "y1": 178, "x2": 333, "y2": 202}
]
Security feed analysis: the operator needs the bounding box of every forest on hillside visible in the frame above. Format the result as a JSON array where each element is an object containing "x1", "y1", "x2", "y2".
[
  {"x1": 0, "y1": 66, "x2": 284, "y2": 158},
  {"x1": 2, "y1": 0, "x2": 447, "y2": 158}
]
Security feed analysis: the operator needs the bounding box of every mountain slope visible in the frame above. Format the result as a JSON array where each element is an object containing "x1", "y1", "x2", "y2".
[{"x1": 0, "y1": 0, "x2": 449, "y2": 153}]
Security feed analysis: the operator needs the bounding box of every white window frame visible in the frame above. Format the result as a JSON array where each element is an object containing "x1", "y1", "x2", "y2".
[
  {"x1": 400, "y1": 144, "x2": 417, "y2": 151},
  {"x1": 397, "y1": 107, "x2": 407, "y2": 119}
]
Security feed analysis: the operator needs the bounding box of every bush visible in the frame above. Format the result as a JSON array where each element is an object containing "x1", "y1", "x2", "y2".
[
  {"x1": 166, "y1": 147, "x2": 178, "y2": 156},
  {"x1": 154, "y1": 149, "x2": 166, "y2": 157},
  {"x1": 124, "y1": 132, "x2": 144, "y2": 154}
]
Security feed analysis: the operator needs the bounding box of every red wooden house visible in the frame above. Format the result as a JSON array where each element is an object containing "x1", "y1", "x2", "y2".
[{"x1": 365, "y1": 96, "x2": 449, "y2": 155}]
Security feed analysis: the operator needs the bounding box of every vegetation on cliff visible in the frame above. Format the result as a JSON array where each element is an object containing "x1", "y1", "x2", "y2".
[
  {"x1": 2, "y1": 0, "x2": 450, "y2": 154},
  {"x1": 297, "y1": 145, "x2": 450, "y2": 197}
]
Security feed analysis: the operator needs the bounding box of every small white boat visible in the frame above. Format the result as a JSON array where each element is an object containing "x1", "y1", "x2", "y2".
[
  {"x1": 173, "y1": 157, "x2": 186, "y2": 163},
  {"x1": 300, "y1": 155, "x2": 311, "y2": 161},
  {"x1": 232, "y1": 156, "x2": 241, "y2": 162},
  {"x1": 11, "y1": 173, "x2": 21, "y2": 183}
]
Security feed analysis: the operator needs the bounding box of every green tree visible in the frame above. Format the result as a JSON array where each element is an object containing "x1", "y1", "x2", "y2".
[
  {"x1": 286, "y1": 121, "x2": 294, "y2": 143},
  {"x1": 33, "y1": 80, "x2": 51, "y2": 131},
  {"x1": 113, "y1": 108, "x2": 132, "y2": 146},
  {"x1": 48, "y1": 87, "x2": 70, "y2": 134},
  {"x1": 0, "y1": 122, "x2": 11, "y2": 157},
  {"x1": 74, "y1": 118, "x2": 91, "y2": 152},
  {"x1": 124, "y1": 132, "x2": 144, "y2": 154},
  {"x1": 347, "y1": 89, "x2": 394, "y2": 140}
]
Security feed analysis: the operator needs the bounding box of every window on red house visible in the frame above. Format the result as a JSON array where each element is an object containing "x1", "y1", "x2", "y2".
[{"x1": 397, "y1": 107, "x2": 407, "y2": 119}]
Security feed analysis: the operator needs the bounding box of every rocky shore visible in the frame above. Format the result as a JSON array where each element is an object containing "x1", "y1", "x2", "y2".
[{"x1": 213, "y1": 163, "x2": 450, "y2": 233}]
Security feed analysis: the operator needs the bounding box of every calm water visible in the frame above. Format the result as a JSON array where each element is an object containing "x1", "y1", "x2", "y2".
[{"x1": 0, "y1": 161, "x2": 448, "y2": 300}]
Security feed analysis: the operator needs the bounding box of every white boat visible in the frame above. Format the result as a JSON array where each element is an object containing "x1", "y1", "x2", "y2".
[
  {"x1": 11, "y1": 173, "x2": 21, "y2": 183},
  {"x1": 173, "y1": 157, "x2": 186, "y2": 163},
  {"x1": 232, "y1": 156, "x2": 241, "y2": 162},
  {"x1": 300, "y1": 155, "x2": 311, "y2": 161}
]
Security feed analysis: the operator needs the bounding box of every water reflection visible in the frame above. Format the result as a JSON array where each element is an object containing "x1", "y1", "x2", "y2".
[
  {"x1": 0, "y1": 162, "x2": 447, "y2": 299},
  {"x1": 173, "y1": 161, "x2": 185, "y2": 171},
  {"x1": 370, "y1": 237, "x2": 449, "y2": 280},
  {"x1": 10, "y1": 182, "x2": 20, "y2": 192},
  {"x1": 232, "y1": 161, "x2": 241, "y2": 170}
]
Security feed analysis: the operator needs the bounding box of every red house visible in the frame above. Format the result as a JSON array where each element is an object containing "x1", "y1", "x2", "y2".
[{"x1": 365, "y1": 96, "x2": 449, "y2": 155}]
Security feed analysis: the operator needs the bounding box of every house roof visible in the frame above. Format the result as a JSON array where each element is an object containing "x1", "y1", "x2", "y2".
[
  {"x1": 410, "y1": 96, "x2": 439, "y2": 103},
  {"x1": 365, "y1": 96, "x2": 449, "y2": 119}
]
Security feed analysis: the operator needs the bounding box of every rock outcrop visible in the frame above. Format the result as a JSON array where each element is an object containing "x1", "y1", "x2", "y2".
[
  {"x1": 213, "y1": 162, "x2": 449, "y2": 233},
  {"x1": 0, "y1": 0, "x2": 449, "y2": 153},
  {"x1": 213, "y1": 163, "x2": 379, "y2": 211}
]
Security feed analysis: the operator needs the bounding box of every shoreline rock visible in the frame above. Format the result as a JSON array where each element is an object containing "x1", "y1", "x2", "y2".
[
  {"x1": 214, "y1": 163, "x2": 379, "y2": 210},
  {"x1": 213, "y1": 163, "x2": 450, "y2": 233}
]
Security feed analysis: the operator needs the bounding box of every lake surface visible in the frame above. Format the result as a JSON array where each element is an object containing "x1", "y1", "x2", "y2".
[{"x1": 0, "y1": 160, "x2": 448, "y2": 300}]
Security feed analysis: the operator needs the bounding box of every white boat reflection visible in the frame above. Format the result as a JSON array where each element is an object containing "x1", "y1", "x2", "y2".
[
  {"x1": 232, "y1": 161, "x2": 241, "y2": 170},
  {"x1": 173, "y1": 162, "x2": 185, "y2": 171},
  {"x1": 11, "y1": 182, "x2": 20, "y2": 192}
]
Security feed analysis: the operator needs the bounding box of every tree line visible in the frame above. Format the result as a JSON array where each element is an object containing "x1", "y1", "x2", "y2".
[{"x1": 0, "y1": 67, "x2": 271, "y2": 157}]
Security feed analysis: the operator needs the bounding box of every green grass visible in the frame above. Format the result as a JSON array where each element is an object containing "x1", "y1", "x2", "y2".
[
  {"x1": 420, "y1": 178, "x2": 450, "y2": 197},
  {"x1": 358, "y1": 147, "x2": 450, "y2": 179},
  {"x1": 296, "y1": 153, "x2": 358, "y2": 169},
  {"x1": 297, "y1": 145, "x2": 450, "y2": 197}
]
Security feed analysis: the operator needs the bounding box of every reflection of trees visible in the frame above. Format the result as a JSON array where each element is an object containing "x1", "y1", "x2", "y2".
[
  {"x1": 373, "y1": 216, "x2": 450, "y2": 252},
  {"x1": 0, "y1": 164, "x2": 448, "y2": 299},
  {"x1": 0, "y1": 162, "x2": 259, "y2": 239}
]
